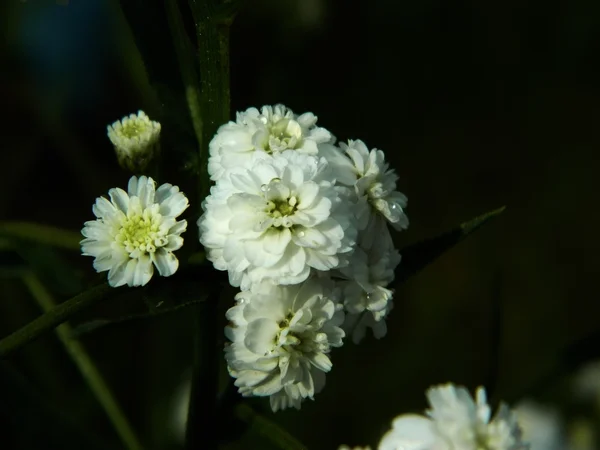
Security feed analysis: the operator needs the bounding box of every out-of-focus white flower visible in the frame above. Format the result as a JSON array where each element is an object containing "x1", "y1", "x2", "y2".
[
  {"x1": 107, "y1": 111, "x2": 161, "y2": 172},
  {"x1": 199, "y1": 151, "x2": 357, "y2": 290},
  {"x1": 514, "y1": 400, "x2": 565, "y2": 450},
  {"x1": 337, "y1": 139, "x2": 409, "y2": 233},
  {"x1": 572, "y1": 359, "x2": 600, "y2": 402},
  {"x1": 208, "y1": 104, "x2": 332, "y2": 181},
  {"x1": 338, "y1": 229, "x2": 401, "y2": 343},
  {"x1": 338, "y1": 446, "x2": 372, "y2": 450},
  {"x1": 224, "y1": 279, "x2": 345, "y2": 412},
  {"x1": 342, "y1": 295, "x2": 393, "y2": 345},
  {"x1": 337, "y1": 220, "x2": 399, "y2": 343},
  {"x1": 379, "y1": 383, "x2": 528, "y2": 450},
  {"x1": 81, "y1": 176, "x2": 188, "y2": 287}
]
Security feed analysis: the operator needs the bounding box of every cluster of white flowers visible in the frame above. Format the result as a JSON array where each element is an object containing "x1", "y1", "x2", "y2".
[
  {"x1": 340, "y1": 383, "x2": 529, "y2": 450},
  {"x1": 82, "y1": 105, "x2": 408, "y2": 412},
  {"x1": 198, "y1": 104, "x2": 409, "y2": 410}
]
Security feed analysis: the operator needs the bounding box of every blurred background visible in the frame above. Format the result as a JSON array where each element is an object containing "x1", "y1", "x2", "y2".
[{"x1": 1, "y1": 0, "x2": 600, "y2": 449}]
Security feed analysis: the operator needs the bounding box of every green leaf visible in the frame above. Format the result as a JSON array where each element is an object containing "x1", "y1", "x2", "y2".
[
  {"x1": 0, "y1": 221, "x2": 81, "y2": 251},
  {"x1": 15, "y1": 242, "x2": 82, "y2": 297},
  {"x1": 0, "y1": 283, "x2": 114, "y2": 357},
  {"x1": 70, "y1": 297, "x2": 207, "y2": 337},
  {"x1": 395, "y1": 206, "x2": 506, "y2": 283}
]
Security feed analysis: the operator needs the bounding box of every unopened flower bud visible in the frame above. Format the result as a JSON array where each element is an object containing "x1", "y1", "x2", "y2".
[{"x1": 107, "y1": 110, "x2": 161, "y2": 173}]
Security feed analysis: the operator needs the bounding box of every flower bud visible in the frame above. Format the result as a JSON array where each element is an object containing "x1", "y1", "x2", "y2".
[{"x1": 107, "y1": 110, "x2": 161, "y2": 173}]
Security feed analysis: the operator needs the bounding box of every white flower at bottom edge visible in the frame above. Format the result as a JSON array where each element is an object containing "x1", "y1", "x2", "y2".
[
  {"x1": 379, "y1": 384, "x2": 529, "y2": 450},
  {"x1": 338, "y1": 446, "x2": 372, "y2": 450},
  {"x1": 514, "y1": 401, "x2": 564, "y2": 450},
  {"x1": 224, "y1": 278, "x2": 345, "y2": 412},
  {"x1": 81, "y1": 176, "x2": 189, "y2": 287}
]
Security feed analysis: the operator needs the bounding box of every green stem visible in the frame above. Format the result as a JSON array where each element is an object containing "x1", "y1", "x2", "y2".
[
  {"x1": 110, "y1": 0, "x2": 161, "y2": 114},
  {"x1": 0, "y1": 283, "x2": 113, "y2": 357},
  {"x1": 165, "y1": 0, "x2": 204, "y2": 149},
  {"x1": 234, "y1": 403, "x2": 308, "y2": 450},
  {"x1": 22, "y1": 273, "x2": 143, "y2": 450},
  {"x1": 0, "y1": 221, "x2": 81, "y2": 251},
  {"x1": 188, "y1": 0, "x2": 234, "y2": 200}
]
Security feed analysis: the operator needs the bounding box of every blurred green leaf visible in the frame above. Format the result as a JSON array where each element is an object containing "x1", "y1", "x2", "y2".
[
  {"x1": 70, "y1": 297, "x2": 206, "y2": 337},
  {"x1": 395, "y1": 206, "x2": 506, "y2": 283},
  {"x1": 16, "y1": 242, "x2": 82, "y2": 297},
  {"x1": 0, "y1": 221, "x2": 80, "y2": 251},
  {"x1": 0, "y1": 283, "x2": 114, "y2": 357}
]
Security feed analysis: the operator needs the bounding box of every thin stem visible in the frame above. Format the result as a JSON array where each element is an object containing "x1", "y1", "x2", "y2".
[
  {"x1": 234, "y1": 403, "x2": 308, "y2": 450},
  {"x1": 0, "y1": 283, "x2": 113, "y2": 357},
  {"x1": 22, "y1": 272, "x2": 143, "y2": 450},
  {"x1": 188, "y1": 0, "x2": 233, "y2": 200},
  {"x1": 165, "y1": 0, "x2": 204, "y2": 149},
  {"x1": 185, "y1": 298, "x2": 219, "y2": 450},
  {"x1": 0, "y1": 221, "x2": 81, "y2": 251}
]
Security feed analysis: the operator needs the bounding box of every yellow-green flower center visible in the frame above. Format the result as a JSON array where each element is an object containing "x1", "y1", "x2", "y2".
[
  {"x1": 267, "y1": 197, "x2": 297, "y2": 218},
  {"x1": 120, "y1": 122, "x2": 147, "y2": 139},
  {"x1": 266, "y1": 118, "x2": 303, "y2": 152},
  {"x1": 115, "y1": 210, "x2": 167, "y2": 255}
]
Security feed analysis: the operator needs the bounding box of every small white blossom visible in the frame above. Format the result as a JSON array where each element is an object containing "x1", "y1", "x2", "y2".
[
  {"x1": 379, "y1": 383, "x2": 529, "y2": 450},
  {"x1": 107, "y1": 111, "x2": 161, "y2": 172},
  {"x1": 81, "y1": 176, "x2": 189, "y2": 287},
  {"x1": 199, "y1": 150, "x2": 357, "y2": 290},
  {"x1": 224, "y1": 279, "x2": 345, "y2": 412},
  {"x1": 335, "y1": 139, "x2": 409, "y2": 233},
  {"x1": 337, "y1": 219, "x2": 400, "y2": 343},
  {"x1": 208, "y1": 104, "x2": 332, "y2": 181}
]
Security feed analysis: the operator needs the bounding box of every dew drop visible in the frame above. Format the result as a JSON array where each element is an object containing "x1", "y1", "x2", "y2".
[
  {"x1": 297, "y1": 231, "x2": 305, "y2": 238},
  {"x1": 260, "y1": 184, "x2": 268, "y2": 192}
]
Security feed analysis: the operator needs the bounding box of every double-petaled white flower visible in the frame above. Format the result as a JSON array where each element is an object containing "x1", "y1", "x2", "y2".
[
  {"x1": 320, "y1": 139, "x2": 409, "y2": 236},
  {"x1": 107, "y1": 111, "x2": 161, "y2": 172},
  {"x1": 379, "y1": 383, "x2": 528, "y2": 450},
  {"x1": 225, "y1": 279, "x2": 345, "y2": 412},
  {"x1": 208, "y1": 104, "x2": 332, "y2": 181},
  {"x1": 339, "y1": 252, "x2": 399, "y2": 343},
  {"x1": 199, "y1": 150, "x2": 357, "y2": 290},
  {"x1": 81, "y1": 176, "x2": 189, "y2": 287}
]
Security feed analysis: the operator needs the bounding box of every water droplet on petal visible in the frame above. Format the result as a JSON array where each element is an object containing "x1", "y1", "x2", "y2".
[
  {"x1": 260, "y1": 184, "x2": 268, "y2": 192},
  {"x1": 297, "y1": 231, "x2": 305, "y2": 238}
]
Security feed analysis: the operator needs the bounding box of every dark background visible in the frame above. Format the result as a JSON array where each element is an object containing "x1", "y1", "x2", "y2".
[{"x1": 1, "y1": 0, "x2": 600, "y2": 448}]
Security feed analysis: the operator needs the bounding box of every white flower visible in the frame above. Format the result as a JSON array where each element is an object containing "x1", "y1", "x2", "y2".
[
  {"x1": 514, "y1": 401, "x2": 565, "y2": 450},
  {"x1": 81, "y1": 176, "x2": 189, "y2": 287},
  {"x1": 337, "y1": 219, "x2": 400, "y2": 343},
  {"x1": 343, "y1": 301, "x2": 393, "y2": 345},
  {"x1": 224, "y1": 278, "x2": 345, "y2": 412},
  {"x1": 199, "y1": 150, "x2": 357, "y2": 290},
  {"x1": 208, "y1": 104, "x2": 332, "y2": 181},
  {"x1": 336, "y1": 139, "x2": 409, "y2": 232},
  {"x1": 379, "y1": 384, "x2": 529, "y2": 450},
  {"x1": 107, "y1": 111, "x2": 161, "y2": 172}
]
